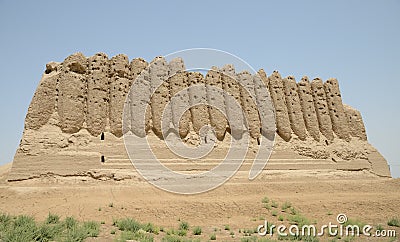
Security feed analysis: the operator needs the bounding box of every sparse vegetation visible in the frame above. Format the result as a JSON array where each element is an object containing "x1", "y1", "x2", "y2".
[
  {"x1": 114, "y1": 218, "x2": 142, "y2": 232},
  {"x1": 143, "y1": 222, "x2": 159, "y2": 234},
  {"x1": 108, "y1": 202, "x2": 114, "y2": 207},
  {"x1": 281, "y1": 201, "x2": 292, "y2": 211},
  {"x1": 210, "y1": 233, "x2": 216, "y2": 240},
  {"x1": 271, "y1": 210, "x2": 278, "y2": 216},
  {"x1": 179, "y1": 221, "x2": 189, "y2": 231},
  {"x1": 387, "y1": 218, "x2": 400, "y2": 227},
  {"x1": 83, "y1": 221, "x2": 100, "y2": 237},
  {"x1": 287, "y1": 214, "x2": 311, "y2": 227},
  {"x1": 343, "y1": 236, "x2": 355, "y2": 242},
  {"x1": 45, "y1": 213, "x2": 60, "y2": 224},
  {"x1": 271, "y1": 200, "x2": 278, "y2": 208},
  {"x1": 192, "y1": 226, "x2": 202, "y2": 235},
  {"x1": 224, "y1": 224, "x2": 230, "y2": 230},
  {"x1": 278, "y1": 215, "x2": 284, "y2": 221},
  {"x1": 177, "y1": 229, "x2": 187, "y2": 236},
  {"x1": 116, "y1": 230, "x2": 154, "y2": 242},
  {"x1": 262, "y1": 196, "x2": 269, "y2": 204},
  {"x1": 290, "y1": 207, "x2": 299, "y2": 215},
  {"x1": 263, "y1": 203, "x2": 272, "y2": 210},
  {"x1": 241, "y1": 236, "x2": 258, "y2": 242},
  {"x1": 0, "y1": 213, "x2": 99, "y2": 241},
  {"x1": 343, "y1": 218, "x2": 366, "y2": 230}
]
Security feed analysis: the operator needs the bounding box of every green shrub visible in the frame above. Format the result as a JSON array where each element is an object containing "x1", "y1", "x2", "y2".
[
  {"x1": 179, "y1": 221, "x2": 189, "y2": 231},
  {"x1": 271, "y1": 201, "x2": 278, "y2": 208},
  {"x1": 177, "y1": 229, "x2": 187, "y2": 236},
  {"x1": 224, "y1": 224, "x2": 230, "y2": 230},
  {"x1": 114, "y1": 218, "x2": 142, "y2": 232},
  {"x1": 45, "y1": 213, "x2": 60, "y2": 224},
  {"x1": 162, "y1": 234, "x2": 190, "y2": 242},
  {"x1": 376, "y1": 224, "x2": 384, "y2": 231},
  {"x1": 144, "y1": 222, "x2": 159, "y2": 234},
  {"x1": 166, "y1": 228, "x2": 176, "y2": 235},
  {"x1": 210, "y1": 233, "x2": 216, "y2": 240},
  {"x1": 262, "y1": 196, "x2": 269, "y2": 204},
  {"x1": 278, "y1": 215, "x2": 284, "y2": 221},
  {"x1": 343, "y1": 218, "x2": 365, "y2": 230},
  {"x1": 271, "y1": 210, "x2": 278, "y2": 216},
  {"x1": 116, "y1": 230, "x2": 154, "y2": 242},
  {"x1": 388, "y1": 218, "x2": 399, "y2": 227},
  {"x1": 83, "y1": 221, "x2": 100, "y2": 237},
  {"x1": 287, "y1": 214, "x2": 310, "y2": 227},
  {"x1": 281, "y1": 201, "x2": 292, "y2": 211},
  {"x1": 64, "y1": 216, "x2": 77, "y2": 229},
  {"x1": 65, "y1": 225, "x2": 88, "y2": 241},
  {"x1": 192, "y1": 226, "x2": 202, "y2": 235},
  {"x1": 290, "y1": 207, "x2": 299, "y2": 215},
  {"x1": 241, "y1": 236, "x2": 258, "y2": 242}
]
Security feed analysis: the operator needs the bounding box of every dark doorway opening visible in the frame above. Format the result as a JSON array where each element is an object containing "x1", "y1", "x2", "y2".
[
  {"x1": 101, "y1": 132, "x2": 104, "y2": 141},
  {"x1": 101, "y1": 155, "x2": 105, "y2": 163}
]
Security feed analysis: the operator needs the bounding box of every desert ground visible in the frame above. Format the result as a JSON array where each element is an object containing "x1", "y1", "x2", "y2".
[{"x1": 1, "y1": 162, "x2": 399, "y2": 241}]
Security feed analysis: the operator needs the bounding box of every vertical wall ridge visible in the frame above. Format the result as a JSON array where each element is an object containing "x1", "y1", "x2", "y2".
[
  {"x1": 188, "y1": 72, "x2": 210, "y2": 136},
  {"x1": 25, "y1": 62, "x2": 59, "y2": 130},
  {"x1": 311, "y1": 78, "x2": 334, "y2": 141},
  {"x1": 58, "y1": 53, "x2": 87, "y2": 133},
  {"x1": 253, "y1": 71, "x2": 275, "y2": 139},
  {"x1": 205, "y1": 67, "x2": 227, "y2": 141},
  {"x1": 344, "y1": 104, "x2": 367, "y2": 140},
  {"x1": 86, "y1": 53, "x2": 110, "y2": 137},
  {"x1": 169, "y1": 70, "x2": 190, "y2": 138},
  {"x1": 324, "y1": 78, "x2": 351, "y2": 141},
  {"x1": 127, "y1": 58, "x2": 148, "y2": 135},
  {"x1": 282, "y1": 76, "x2": 307, "y2": 140},
  {"x1": 268, "y1": 71, "x2": 292, "y2": 141},
  {"x1": 221, "y1": 64, "x2": 243, "y2": 139},
  {"x1": 297, "y1": 76, "x2": 320, "y2": 141},
  {"x1": 237, "y1": 71, "x2": 261, "y2": 139},
  {"x1": 109, "y1": 54, "x2": 130, "y2": 137},
  {"x1": 149, "y1": 57, "x2": 170, "y2": 138}
]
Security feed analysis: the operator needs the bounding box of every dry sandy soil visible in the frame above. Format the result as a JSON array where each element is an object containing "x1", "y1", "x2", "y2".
[{"x1": 0, "y1": 162, "x2": 399, "y2": 241}]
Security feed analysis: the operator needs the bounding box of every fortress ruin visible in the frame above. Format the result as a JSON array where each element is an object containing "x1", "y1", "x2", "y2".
[{"x1": 8, "y1": 53, "x2": 391, "y2": 181}]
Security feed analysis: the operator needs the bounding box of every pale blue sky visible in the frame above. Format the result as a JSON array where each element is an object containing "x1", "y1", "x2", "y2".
[{"x1": 0, "y1": 0, "x2": 399, "y2": 177}]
